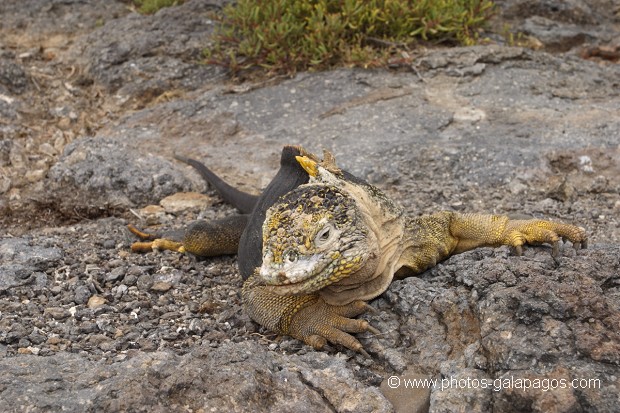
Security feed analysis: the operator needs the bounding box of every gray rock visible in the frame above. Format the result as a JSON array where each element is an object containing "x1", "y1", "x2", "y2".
[
  {"x1": 0, "y1": 139, "x2": 12, "y2": 166},
  {"x1": 0, "y1": 341, "x2": 392, "y2": 413},
  {"x1": 0, "y1": 238, "x2": 62, "y2": 291},
  {"x1": 521, "y1": 16, "x2": 595, "y2": 52},
  {"x1": 105, "y1": 267, "x2": 125, "y2": 282},
  {"x1": 375, "y1": 245, "x2": 620, "y2": 412},
  {"x1": 6, "y1": 323, "x2": 31, "y2": 343},
  {"x1": 497, "y1": 0, "x2": 599, "y2": 24},
  {"x1": 102, "y1": 239, "x2": 116, "y2": 249},
  {"x1": 0, "y1": 58, "x2": 28, "y2": 94},
  {"x1": 136, "y1": 274, "x2": 154, "y2": 291},
  {"x1": 0, "y1": 0, "x2": 128, "y2": 38},
  {"x1": 74, "y1": 285, "x2": 92, "y2": 304},
  {"x1": 69, "y1": 0, "x2": 225, "y2": 97},
  {"x1": 495, "y1": 0, "x2": 616, "y2": 52},
  {"x1": 46, "y1": 136, "x2": 195, "y2": 209}
]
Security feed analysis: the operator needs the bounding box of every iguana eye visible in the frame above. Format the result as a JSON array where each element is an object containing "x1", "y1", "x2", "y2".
[{"x1": 314, "y1": 224, "x2": 334, "y2": 246}]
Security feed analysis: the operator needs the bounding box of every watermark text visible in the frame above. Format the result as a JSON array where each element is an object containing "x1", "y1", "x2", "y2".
[{"x1": 386, "y1": 375, "x2": 601, "y2": 393}]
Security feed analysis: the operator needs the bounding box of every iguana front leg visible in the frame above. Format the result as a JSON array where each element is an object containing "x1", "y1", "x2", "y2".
[
  {"x1": 403, "y1": 211, "x2": 588, "y2": 274},
  {"x1": 449, "y1": 213, "x2": 587, "y2": 256},
  {"x1": 242, "y1": 272, "x2": 379, "y2": 355}
]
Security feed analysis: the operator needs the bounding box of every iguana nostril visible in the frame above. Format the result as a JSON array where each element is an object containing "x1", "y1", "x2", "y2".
[
  {"x1": 277, "y1": 272, "x2": 288, "y2": 283},
  {"x1": 284, "y1": 249, "x2": 298, "y2": 263}
]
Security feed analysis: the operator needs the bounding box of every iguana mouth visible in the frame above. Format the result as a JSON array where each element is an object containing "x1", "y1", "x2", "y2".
[
  {"x1": 266, "y1": 277, "x2": 325, "y2": 296},
  {"x1": 259, "y1": 248, "x2": 367, "y2": 296},
  {"x1": 259, "y1": 253, "x2": 335, "y2": 295}
]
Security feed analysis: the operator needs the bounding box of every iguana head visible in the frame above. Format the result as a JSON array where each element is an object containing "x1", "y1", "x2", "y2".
[{"x1": 258, "y1": 182, "x2": 376, "y2": 295}]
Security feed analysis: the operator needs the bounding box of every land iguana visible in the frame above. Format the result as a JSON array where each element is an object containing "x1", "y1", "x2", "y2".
[{"x1": 129, "y1": 145, "x2": 587, "y2": 356}]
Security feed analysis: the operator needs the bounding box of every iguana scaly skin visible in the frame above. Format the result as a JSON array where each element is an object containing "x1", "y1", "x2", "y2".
[{"x1": 130, "y1": 146, "x2": 587, "y2": 355}]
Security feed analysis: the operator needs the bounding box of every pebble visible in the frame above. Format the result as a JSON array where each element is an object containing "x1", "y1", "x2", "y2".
[
  {"x1": 136, "y1": 274, "x2": 154, "y2": 291},
  {"x1": 107, "y1": 259, "x2": 124, "y2": 268},
  {"x1": 124, "y1": 273, "x2": 138, "y2": 286},
  {"x1": 188, "y1": 318, "x2": 206, "y2": 335},
  {"x1": 103, "y1": 239, "x2": 116, "y2": 249},
  {"x1": 87, "y1": 295, "x2": 107, "y2": 309},
  {"x1": 44, "y1": 307, "x2": 71, "y2": 320},
  {"x1": 47, "y1": 337, "x2": 62, "y2": 345},
  {"x1": 38, "y1": 142, "x2": 57, "y2": 157},
  {"x1": 159, "y1": 192, "x2": 212, "y2": 213},
  {"x1": 28, "y1": 332, "x2": 47, "y2": 345},
  {"x1": 79, "y1": 322, "x2": 99, "y2": 334},
  {"x1": 7, "y1": 324, "x2": 30, "y2": 342},
  {"x1": 105, "y1": 267, "x2": 126, "y2": 282},
  {"x1": 0, "y1": 175, "x2": 10, "y2": 194},
  {"x1": 33, "y1": 272, "x2": 48, "y2": 290},
  {"x1": 74, "y1": 285, "x2": 92, "y2": 304},
  {"x1": 150, "y1": 281, "x2": 172, "y2": 292}
]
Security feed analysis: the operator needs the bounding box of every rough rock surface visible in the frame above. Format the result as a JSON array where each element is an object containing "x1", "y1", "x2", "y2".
[
  {"x1": 0, "y1": 341, "x2": 390, "y2": 413},
  {"x1": 1, "y1": 1, "x2": 619, "y2": 412},
  {"x1": 47, "y1": 135, "x2": 200, "y2": 210},
  {"x1": 68, "y1": 0, "x2": 225, "y2": 103}
]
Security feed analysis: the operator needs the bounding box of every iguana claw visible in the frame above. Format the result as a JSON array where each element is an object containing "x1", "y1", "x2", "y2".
[
  {"x1": 289, "y1": 298, "x2": 379, "y2": 356},
  {"x1": 127, "y1": 224, "x2": 185, "y2": 253},
  {"x1": 503, "y1": 219, "x2": 587, "y2": 257}
]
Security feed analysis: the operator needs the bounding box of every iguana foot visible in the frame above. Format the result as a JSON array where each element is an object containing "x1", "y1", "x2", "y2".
[
  {"x1": 288, "y1": 298, "x2": 380, "y2": 356},
  {"x1": 502, "y1": 219, "x2": 588, "y2": 257},
  {"x1": 127, "y1": 224, "x2": 185, "y2": 253}
]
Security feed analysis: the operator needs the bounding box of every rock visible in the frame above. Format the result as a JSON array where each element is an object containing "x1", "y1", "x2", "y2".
[
  {"x1": 38, "y1": 142, "x2": 57, "y2": 157},
  {"x1": 73, "y1": 285, "x2": 92, "y2": 304},
  {"x1": 0, "y1": 58, "x2": 28, "y2": 94},
  {"x1": 0, "y1": 341, "x2": 392, "y2": 412},
  {"x1": 69, "y1": 0, "x2": 225, "y2": 101},
  {"x1": 159, "y1": 192, "x2": 212, "y2": 213},
  {"x1": 295, "y1": 351, "x2": 392, "y2": 413},
  {"x1": 0, "y1": 0, "x2": 128, "y2": 39},
  {"x1": 521, "y1": 16, "x2": 592, "y2": 52},
  {"x1": 136, "y1": 274, "x2": 154, "y2": 291},
  {"x1": 0, "y1": 138, "x2": 12, "y2": 166},
  {"x1": 6, "y1": 323, "x2": 31, "y2": 343},
  {"x1": 0, "y1": 173, "x2": 10, "y2": 194},
  {"x1": 44, "y1": 307, "x2": 71, "y2": 320},
  {"x1": 150, "y1": 281, "x2": 172, "y2": 292},
  {"x1": 0, "y1": 238, "x2": 62, "y2": 291},
  {"x1": 495, "y1": 0, "x2": 617, "y2": 53},
  {"x1": 374, "y1": 245, "x2": 620, "y2": 412},
  {"x1": 102, "y1": 239, "x2": 116, "y2": 249},
  {"x1": 87, "y1": 295, "x2": 107, "y2": 309},
  {"x1": 105, "y1": 267, "x2": 125, "y2": 282},
  {"x1": 380, "y1": 369, "x2": 432, "y2": 413},
  {"x1": 46, "y1": 136, "x2": 195, "y2": 210},
  {"x1": 430, "y1": 363, "x2": 492, "y2": 413}
]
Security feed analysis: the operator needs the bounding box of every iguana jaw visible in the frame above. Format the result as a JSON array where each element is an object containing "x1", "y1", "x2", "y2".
[{"x1": 259, "y1": 243, "x2": 368, "y2": 296}]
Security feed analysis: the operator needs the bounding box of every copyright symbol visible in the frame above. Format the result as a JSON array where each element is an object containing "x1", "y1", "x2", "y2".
[{"x1": 387, "y1": 376, "x2": 400, "y2": 389}]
